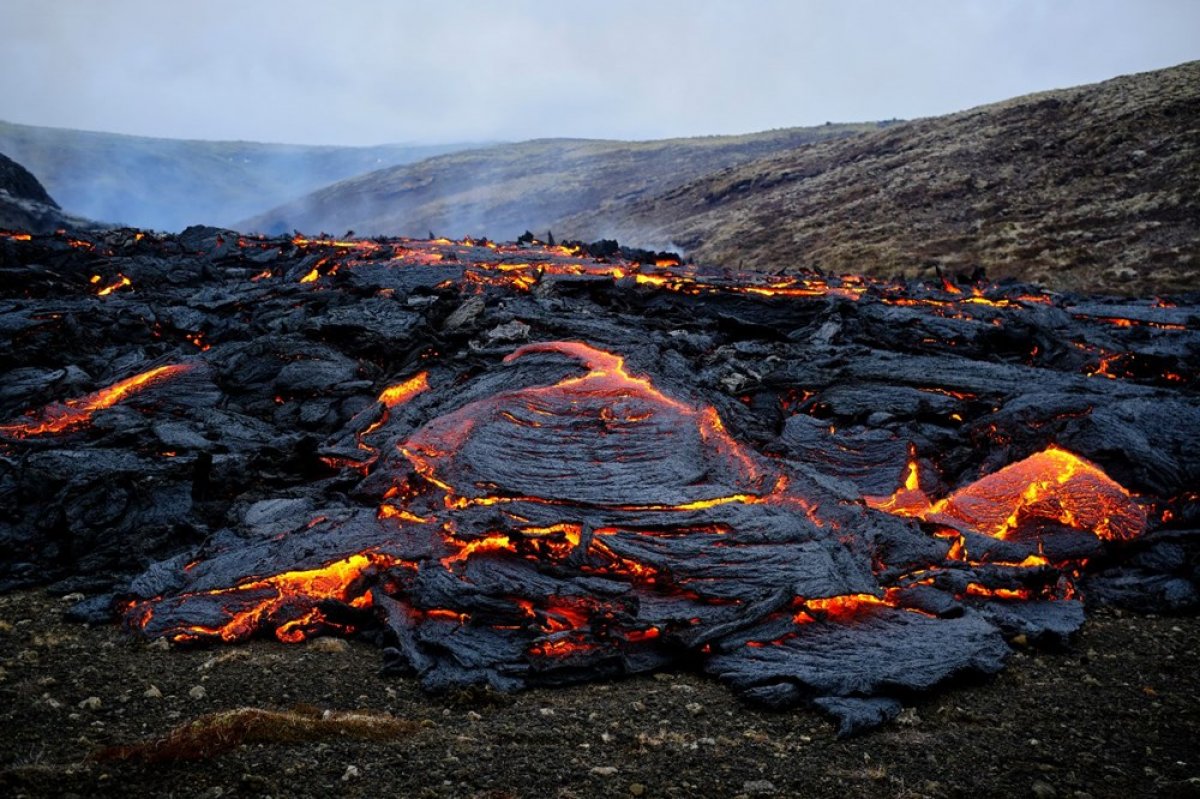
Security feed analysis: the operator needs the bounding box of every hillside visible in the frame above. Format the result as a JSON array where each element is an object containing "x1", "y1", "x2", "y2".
[
  {"x1": 0, "y1": 121, "x2": 477, "y2": 231},
  {"x1": 237, "y1": 124, "x2": 891, "y2": 240},
  {"x1": 561, "y1": 61, "x2": 1200, "y2": 294},
  {"x1": 0, "y1": 152, "x2": 94, "y2": 233}
]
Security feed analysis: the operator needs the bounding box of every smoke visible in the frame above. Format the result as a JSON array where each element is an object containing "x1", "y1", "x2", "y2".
[{"x1": 0, "y1": 121, "x2": 474, "y2": 230}]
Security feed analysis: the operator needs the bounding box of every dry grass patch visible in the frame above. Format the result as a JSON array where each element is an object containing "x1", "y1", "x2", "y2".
[{"x1": 93, "y1": 706, "x2": 419, "y2": 763}]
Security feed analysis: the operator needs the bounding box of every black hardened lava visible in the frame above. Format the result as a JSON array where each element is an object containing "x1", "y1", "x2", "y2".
[{"x1": 1, "y1": 226, "x2": 1197, "y2": 735}]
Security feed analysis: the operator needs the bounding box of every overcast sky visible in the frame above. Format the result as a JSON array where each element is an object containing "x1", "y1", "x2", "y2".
[{"x1": 2, "y1": 0, "x2": 1198, "y2": 146}]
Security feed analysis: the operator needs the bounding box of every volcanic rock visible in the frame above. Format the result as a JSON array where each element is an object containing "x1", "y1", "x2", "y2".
[
  {"x1": 0, "y1": 152, "x2": 96, "y2": 233},
  {"x1": 0, "y1": 229, "x2": 1196, "y2": 736}
]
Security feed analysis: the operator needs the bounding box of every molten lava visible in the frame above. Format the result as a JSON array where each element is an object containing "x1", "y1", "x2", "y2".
[
  {"x1": 130, "y1": 551, "x2": 413, "y2": 644},
  {"x1": 378, "y1": 372, "x2": 430, "y2": 407},
  {"x1": 0, "y1": 364, "x2": 193, "y2": 439},
  {"x1": 931, "y1": 446, "x2": 1146, "y2": 540},
  {"x1": 396, "y1": 341, "x2": 771, "y2": 509},
  {"x1": 868, "y1": 446, "x2": 1146, "y2": 541}
]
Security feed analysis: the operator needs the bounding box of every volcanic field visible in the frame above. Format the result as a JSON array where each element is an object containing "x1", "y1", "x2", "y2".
[{"x1": 0, "y1": 226, "x2": 1197, "y2": 741}]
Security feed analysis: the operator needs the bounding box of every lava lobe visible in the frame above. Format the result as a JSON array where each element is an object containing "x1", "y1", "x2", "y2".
[{"x1": 1, "y1": 228, "x2": 1193, "y2": 736}]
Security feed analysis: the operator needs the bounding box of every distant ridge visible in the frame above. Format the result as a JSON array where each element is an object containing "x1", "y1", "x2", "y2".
[
  {"x1": 0, "y1": 121, "x2": 479, "y2": 231},
  {"x1": 241, "y1": 61, "x2": 1199, "y2": 294},
  {"x1": 560, "y1": 60, "x2": 1200, "y2": 294},
  {"x1": 237, "y1": 123, "x2": 891, "y2": 241}
]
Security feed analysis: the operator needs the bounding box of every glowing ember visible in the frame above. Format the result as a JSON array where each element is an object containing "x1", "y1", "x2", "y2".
[{"x1": 378, "y1": 372, "x2": 430, "y2": 407}]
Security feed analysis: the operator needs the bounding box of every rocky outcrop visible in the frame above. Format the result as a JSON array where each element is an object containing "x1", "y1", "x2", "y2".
[{"x1": 0, "y1": 152, "x2": 95, "y2": 233}]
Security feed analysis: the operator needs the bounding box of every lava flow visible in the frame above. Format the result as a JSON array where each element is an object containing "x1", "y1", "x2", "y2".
[
  {"x1": 396, "y1": 341, "x2": 771, "y2": 510},
  {"x1": 119, "y1": 340, "x2": 1155, "y2": 732},
  {"x1": 2, "y1": 227, "x2": 1195, "y2": 736},
  {"x1": 0, "y1": 363, "x2": 192, "y2": 439},
  {"x1": 127, "y1": 342, "x2": 799, "y2": 645}
]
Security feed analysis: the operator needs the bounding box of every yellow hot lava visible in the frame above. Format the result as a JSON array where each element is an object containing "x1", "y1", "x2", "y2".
[
  {"x1": 131, "y1": 551, "x2": 412, "y2": 644},
  {"x1": 1, "y1": 364, "x2": 193, "y2": 439},
  {"x1": 378, "y1": 371, "x2": 430, "y2": 407},
  {"x1": 867, "y1": 446, "x2": 1146, "y2": 541}
]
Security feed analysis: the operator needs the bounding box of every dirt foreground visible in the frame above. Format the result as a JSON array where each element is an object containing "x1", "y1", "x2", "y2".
[{"x1": 1, "y1": 590, "x2": 1197, "y2": 799}]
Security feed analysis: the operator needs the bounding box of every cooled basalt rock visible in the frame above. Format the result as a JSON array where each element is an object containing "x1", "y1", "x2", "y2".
[{"x1": 0, "y1": 228, "x2": 1197, "y2": 735}]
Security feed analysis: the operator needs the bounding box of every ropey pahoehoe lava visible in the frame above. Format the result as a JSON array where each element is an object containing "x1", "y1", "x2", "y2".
[{"x1": 1, "y1": 228, "x2": 1197, "y2": 735}]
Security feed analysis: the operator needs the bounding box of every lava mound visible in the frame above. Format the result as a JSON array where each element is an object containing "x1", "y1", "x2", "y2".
[
  {"x1": 398, "y1": 341, "x2": 772, "y2": 507},
  {"x1": 1, "y1": 228, "x2": 1197, "y2": 736}
]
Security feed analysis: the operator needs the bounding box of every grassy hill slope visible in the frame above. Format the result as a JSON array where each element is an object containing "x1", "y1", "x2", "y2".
[{"x1": 559, "y1": 61, "x2": 1200, "y2": 294}]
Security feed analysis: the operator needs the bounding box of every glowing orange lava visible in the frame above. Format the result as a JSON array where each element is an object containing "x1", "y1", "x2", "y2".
[
  {"x1": 0, "y1": 364, "x2": 193, "y2": 439},
  {"x1": 869, "y1": 446, "x2": 1146, "y2": 541},
  {"x1": 798, "y1": 593, "x2": 888, "y2": 622},
  {"x1": 378, "y1": 372, "x2": 430, "y2": 407},
  {"x1": 864, "y1": 454, "x2": 929, "y2": 516},
  {"x1": 130, "y1": 551, "x2": 412, "y2": 644},
  {"x1": 97, "y1": 274, "x2": 132, "y2": 295}
]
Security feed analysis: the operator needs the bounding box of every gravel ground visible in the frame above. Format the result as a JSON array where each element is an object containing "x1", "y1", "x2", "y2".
[{"x1": 1, "y1": 589, "x2": 1197, "y2": 799}]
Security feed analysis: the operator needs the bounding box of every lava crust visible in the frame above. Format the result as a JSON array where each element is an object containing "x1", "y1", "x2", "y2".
[{"x1": 1, "y1": 227, "x2": 1197, "y2": 734}]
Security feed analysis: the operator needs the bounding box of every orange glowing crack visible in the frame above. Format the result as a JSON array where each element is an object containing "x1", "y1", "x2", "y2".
[
  {"x1": 377, "y1": 505, "x2": 432, "y2": 524},
  {"x1": 1080, "y1": 315, "x2": 1188, "y2": 331},
  {"x1": 530, "y1": 637, "x2": 598, "y2": 657},
  {"x1": 0, "y1": 364, "x2": 193, "y2": 439},
  {"x1": 519, "y1": 523, "x2": 583, "y2": 548},
  {"x1": 292, "y1": 236, "x2": 380, "y2": 251},
  {"x1": 796, "y1": 593, "x2": 888, "y2": 623},
  {"x1": 97, "y1": 274, "x2": 132, "y2": 295},
  {"x1": 441, "y1": 534, "x2": 513, "y2": 566},
  {"x1": 964, "y1": 583, "x2": 1033, "y2": 601}
]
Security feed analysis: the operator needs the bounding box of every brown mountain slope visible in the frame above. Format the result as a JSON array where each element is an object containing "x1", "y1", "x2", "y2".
[
  {"x1": 560, "y1": 61, "x2": 1200, "y2": 294},
  {"x1": 237, "y1": 124, "x2": 891, "y2": 239}
]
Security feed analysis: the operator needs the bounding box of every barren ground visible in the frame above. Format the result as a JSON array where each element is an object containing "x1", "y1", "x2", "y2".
[{"x1": 1, "y1": 590, "x2": 1197, "y2": 799}]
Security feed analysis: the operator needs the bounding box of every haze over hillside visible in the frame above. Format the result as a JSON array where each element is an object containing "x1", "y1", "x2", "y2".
[
  {"x1": 238, "y1": 124, "x2": 891, "y2": 241},
  {"x1": 241, "y1": 61, "x2": 1199, "y2": 295},
  {"x1": 0, "y1": 121, "x2": 478, "y2": 231}
]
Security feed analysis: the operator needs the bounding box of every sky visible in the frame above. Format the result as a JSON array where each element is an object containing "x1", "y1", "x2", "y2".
[{"x1": 2, "y1": 0, "x2": 1198, "y2": 147}]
